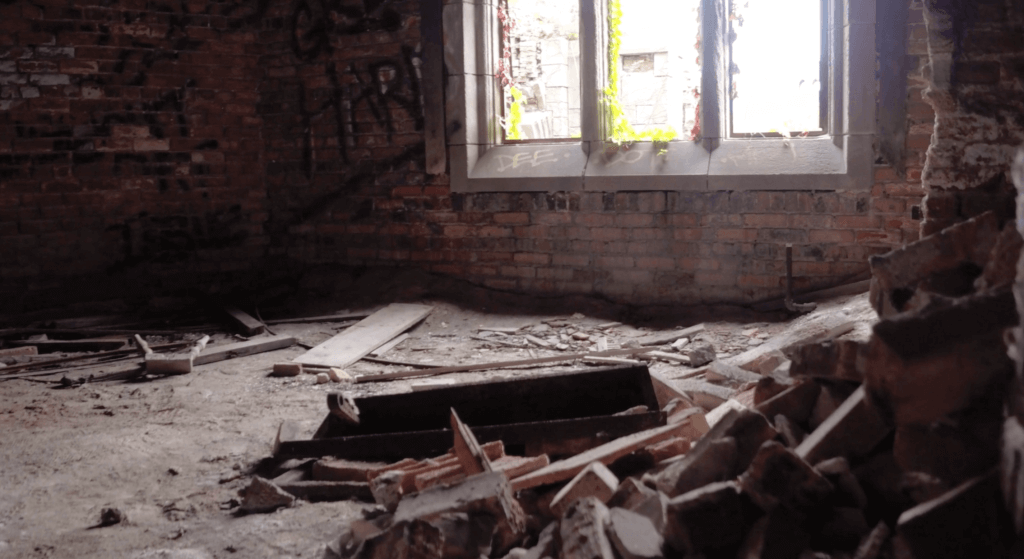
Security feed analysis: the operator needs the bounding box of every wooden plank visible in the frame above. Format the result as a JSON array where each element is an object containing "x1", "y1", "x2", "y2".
[
  {"x1": 0, "y1": 346, "x2": 37, "y2": 357},
  {"x1": 637, "y1": 324, "x2": 706, "y2": 346},
  {"x1": 354, "y1": 347, "x2": 657, "y2": 383},
  {"x1": 264, "y1": 312, "x2": 368, "y2": 325},
  {"x1": 223, "y1": 305, "x2": 266, "y2": 336},
  {"x1": 194, "y1": 335, "x2": 296, "y2": 366},
  {"x1": 294, "y1": 304, "x2": 433, "y2": 368},
  {"x1": 0, "y1": 341, "x2": 191, "y2": 375},
  {"x1": 369, "y1": 333, "x2": 409, "y2": 357},
  {"x1": 510, "y1": 422, "x2": 686, "y2": 491},
  {"x1": 8, "y1": 338, "x2": 128, "y2": 353}
]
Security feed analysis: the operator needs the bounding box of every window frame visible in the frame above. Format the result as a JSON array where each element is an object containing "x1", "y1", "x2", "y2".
[{"x1": 444, "y1": 0, "x2": 875, "y2": 193}]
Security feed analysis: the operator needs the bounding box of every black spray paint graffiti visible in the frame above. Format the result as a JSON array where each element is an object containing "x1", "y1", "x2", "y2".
[{"x1": 285, "y1": 0, "x2": 424, "y2": 176}]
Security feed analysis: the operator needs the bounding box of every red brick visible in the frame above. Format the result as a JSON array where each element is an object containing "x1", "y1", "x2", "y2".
[
  {"x1": 809, "y1": 229, "x2": 855, "y2": 243},
  {"x1": 576, "y1": 213, "x2": 615, "y2": 227},
  {"x1": 743, "y1": 214, "x2": 789, "y2": 228},
  {"x1": 873, "y1": 198, "x2": 907, "y2": 214},
  {"x1": 670, "y1": 214, "x2": 699, "y2": 227},
  {"x1": 738, "y1": 275, "x2": 779, "y2": 288},
  {"x1": 717, "y1": 228, "x2": 758, "y2": 241},
  {"x1": 534, "y1": 212, "x2": 572, "y2": 225},
  {"x1": 635, "y1": 256, "x2": 675, "y2": 270},
  {"x1": 493, "y1": 212, "x2": 529, "y2": 224},
  {"x1": 614, "y1": 214, "x2": 653, "y2": 227},
  {"x1": 597, "y1": 256, "x2": 634, "y2": 268},
  {"x1": 513, "y1": 252, "x2": 550, "y2": 265},
  {"x1": 552, "y1": 254, "x2": 589, "y2": 267},
  {"x1": 835, "y1": 215, "x2": 879, "y2": 229},
  {"x1": 591, "y1": 228, "x2": 626, "y2": 241}
]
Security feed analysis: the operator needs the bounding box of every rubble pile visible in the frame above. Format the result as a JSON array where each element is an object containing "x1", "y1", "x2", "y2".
[{"x1": 265, "y1": 159, "x2": 1024, "y2": 559}]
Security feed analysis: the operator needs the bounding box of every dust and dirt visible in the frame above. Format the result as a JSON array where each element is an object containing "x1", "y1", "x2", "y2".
[{"x1": 0, "y1": 271, "x2": 872, "y2": 558}]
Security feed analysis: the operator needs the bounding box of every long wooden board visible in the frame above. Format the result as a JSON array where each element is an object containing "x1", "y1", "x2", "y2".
[
  {"x1": 194, "y1": 335, "x2": 296, "y2": 366},
  {"x1": 294, "y1": 304, "x2": 433, "y2": 368}
]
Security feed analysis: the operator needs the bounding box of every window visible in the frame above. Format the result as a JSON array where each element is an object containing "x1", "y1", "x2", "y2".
[{"x1": 444, "y1": 0, "x2": 875, "y2": 192}]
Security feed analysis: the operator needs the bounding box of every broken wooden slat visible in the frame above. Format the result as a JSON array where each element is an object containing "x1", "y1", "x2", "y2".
[
  {"x1": 145, "y1": 335, "x2": 210, "y2": 375},
  {"x1": 354, "y1": 347, "x2": 657, "y2": 383},
  {"x1": 450, "y1": 408, "x2": 493, "y2": 475},
  {"x1": 222, "y1": 305, "x2": 266, "y2": 336},
  {"x1": 511, "y1": 422, "x2": 689, "y2": 491},
  {"x1": 0, "y1": 341, "x2": 191, "y2": 376},
  {"x1": 327, "y1": 393, "x2": 360, "y2": 425},
  {"x1": 193, "y1": 335, "x2": 296, "y2": 366},
  {"x1": 294, "y1": 304, "x2": 433, "y2": 368},
  {"x1": 550, "y1": 461, "x2": 620, "y2": 517},
  {"x1": 492, "y1": 454, "x2": 550, "y2": 479}
]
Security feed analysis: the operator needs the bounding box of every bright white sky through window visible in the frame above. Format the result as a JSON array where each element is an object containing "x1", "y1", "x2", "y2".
[{"x1": 730, "y1": 0, "x2": 822, "y2": 135}]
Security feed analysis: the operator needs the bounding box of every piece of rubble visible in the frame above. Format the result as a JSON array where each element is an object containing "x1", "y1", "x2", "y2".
[
  {"x1": 648, "y1": 371, "x2": 697, "y2": 409},
  {"x1": 99, "y1": 507, "x2": 127, "y2": 527},
  {"x1": 894, "y1": 469, "x2": 1008, "y2": 559},
  {"x1": 864, "y1": 288, "x2": 1016, "y2": 425},
  {"x1": 683, "y1": 342, "x2": 716, "y2": 367},
  {"x1": 607, "y1": 477, "x2": 656, "y2": 510},
  {"x1": 753, "y1": 377, "x2": 788, "y2": 405},
  {"x1": 606, "y1": 507, "x2": 665, "y2": 559},
  {"x1": 817, "y1": 507, "x2": 871, "y2": 550},
  {"x1": 649, "y1": 408, "x2": 777, "y2": 498},
  {"x1": 647, "y1": 351, "x2": 690, "y2": 365},
  {"x1": 664, "y1": 481, "x2": 751, "y2": 557},
  {"x1": 647, "y1": 437, "x2": 737, "y2": 498},
  {"x1": 735, "y1": 507, "x2": 808, "y2": 559},
  {"x1": 706, "y1": 399, "x2": 747, "y2": 428},
  {"x1": 738, "y1": 441, "x2": 833, "y2": 513},
  {"x1": 272, "y1": 362, "x2": 303, "y2": 377},
  {"x1": 814, "y1": 457, "x2": 868, "y2": 509},
  {"x1": 631, "y1": 491, "x2": 669, "y2": 533},
  {"x1": 560, "y1": 497, "x2": 615, "y2": 559},
  {"x1": 638, "y1": 437, "x2": 689, "y2": 463},
  {"x1": 550, "y1": 461, "x2": 620, "y2": 517},
  {"x1": 369, "y1": 470, "x2": 404, "y2": 512},
  {"x1": 394, "y1": 471, "x2": 526, "y2": 553},
  {"x1": 432, "y1": 512, "x2": 498, "y2": 559},
  {"x1": 774, "y1": 414, "x2": 806, "y2": 448},
  {"x1": 975, "y1": 224, "x2": 1023, "y2": 291},
  {"x1": 328, "y1": 367, "x2": 351, "y2": 382},
  {"x1": 450, "y1": 408, "x2": 493, "y2": 475},
  {"x1": 796, "y1": 386, "x2": 890, "y2": 466},
  {"x1": 516, "y1": 521, "x2": 558, "y2": 559},
  {"x1": 239, "y1": 476, "x2": 295, "y2": 513},
  {"x1": 351, "y1": 518, "x2": 444, "y2": 559},
  {"x1": 675, "y1": 379, "x2": 733, "y2": 410},
  {"x1": 789, "y1": 339, "x2": 863, "y2": 382},
  {"x1": 893, "y1": 412, "x2": 1002, "y2": 487},
  {"x1": 852, "y1": 522, "x2": 890, "y2": 559},
  {"x1": 492, "y1": 454, "x2": 550, "y2": 480},
  {"x1": 313, "y1": 459, "x2": 384, "y2": 482},
  {"x1": 809, "y1": 383, "x2": 852, "y2": 431},
  {"x1": 706, "y1": 360, "x2": 762, "y2": 384},
  {"x1": 754, "y1": 380, "x2": 821, "y2": 425},
  {"x1": 1002, "y1": 416, "x2": 1024, "y2": 533},
  {"x1": 868, "y1": 211, "x2": 1000, "y2": 317},
  {"x1": 740, "y1": 349, "x2": 788, "y2": 375},
  {"x1": 637, "y1": 324, "x2": 705, "y2": 347},
  {"x1": 316, "y1": 372, "x2": 331, "y2": 384}
]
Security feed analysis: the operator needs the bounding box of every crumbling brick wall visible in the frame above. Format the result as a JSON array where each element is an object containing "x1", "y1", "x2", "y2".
[
  {"x1": 919, "y1": 0, "x2": 1024, "y2": 234},
  {"x1": 0, "y1": 0, "x2": 269, "y2": 311}
]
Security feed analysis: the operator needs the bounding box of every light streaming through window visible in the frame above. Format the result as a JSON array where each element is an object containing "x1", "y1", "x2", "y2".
[
  {"x1": 729, "y1": 0, "x2": 823, "y2": 136},
  {"x1": 615, "y1": 0, "x2": 701, "y2": 137},
  {"x1": 501, "y1": 0, "x2": 581, "y2": 140}
]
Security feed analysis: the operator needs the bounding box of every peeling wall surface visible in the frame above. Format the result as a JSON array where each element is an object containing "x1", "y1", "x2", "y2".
[
  {"x1": 919, "y1": 0, "x2": 1024, "y2": 234},
  {"x1": 0, "y1": 0, "x2": 948, "y2": 311}
]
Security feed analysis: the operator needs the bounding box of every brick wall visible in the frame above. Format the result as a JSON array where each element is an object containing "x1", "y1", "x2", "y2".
[
  {"x1": 263, "y1": 0, "x2": 927, "y2": 306},
  {"x1": 1, "y1": 0, "x2": 936, "y2": 310},
  {"x1": 918, "y1": 0, "x2": 1024, "y2": 234},
  {"x1": 0, "y1": 0, "x2": 268, "y2": 311}
]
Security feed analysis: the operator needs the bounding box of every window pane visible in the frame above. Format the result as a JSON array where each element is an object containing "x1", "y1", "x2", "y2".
[
  {"x1": 615, "y1": 0, "x2": 701, "y2": 137},
  {"x1": 500, "y1": 0, "x2": 580, "y2": 140},
  {"x1": 730, "y1": 0, "x2": 822, "y2": 136}
]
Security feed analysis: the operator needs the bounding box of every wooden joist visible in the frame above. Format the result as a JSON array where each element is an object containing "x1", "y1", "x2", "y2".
[
  {"x1": 194, "y1": 335, "x2": 296, "y2": 366},
  {"x1": 295, "y1": 304, "x2": 433, "y2": 368}
]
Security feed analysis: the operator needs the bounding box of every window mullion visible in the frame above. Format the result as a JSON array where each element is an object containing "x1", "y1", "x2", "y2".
[
  {"x1": 701, "y1": 0, "x2": 726, "y2": 150},
  {"x1": 580, "y1": 0, "x2": 604, "y2": 152}
]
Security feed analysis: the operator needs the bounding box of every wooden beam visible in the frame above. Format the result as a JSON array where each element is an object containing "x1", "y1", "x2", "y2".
[
  {"x1": 294, "y1": 304, "x2": 433, "y2": 368},
  {"x1": 354, "y1": 347, "x2": 658, "y2": 383},
  {"x1": 222, "y1": 305, "x2": 266, "y2": 336},
  {"x1": 264, "y1": 312, "x2": 367, "y2": 325},
  {"x1": 194, "y1": 335, "x2": 296, "y2": 366},
  {"x1": 0, "y1": 341, "x2": 191, "y2": 375}
]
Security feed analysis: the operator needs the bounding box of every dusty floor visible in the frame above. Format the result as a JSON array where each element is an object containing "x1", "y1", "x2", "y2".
[{"x1": 0, "y1": 271, "x2": 875, "y2": 559}]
